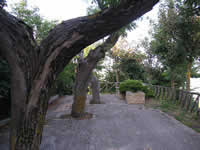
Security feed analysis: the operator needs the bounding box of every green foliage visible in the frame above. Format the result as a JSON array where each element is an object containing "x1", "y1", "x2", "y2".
[
  {"x1": 190, "y1": 62, "x2": 200, "y2": 78},
  {"x1": 11, "y1": 0, "x2": 57, "y2": 43},
  {"x1": 55, "y1": 62, "x2": 76, "y2": 95},
  {"x1": 184, "y1": 0, "x2": 200, "y2": 15},
  {"x1": 119, "y1": 80, "x2": 154, "y2": 98},
  {"x1": 104, "y1": 40, "x2": 146, "y2": 83},
  {"x1": 103, "y1": 69, "x2": 126, "y2": 83},
  {"x1": 141, "y1": 86, "x2": 154, "y2": 98},
  {"x1": 119, "y1": 80, "x2": 143, "y2": 93},
  {"x1": 146, "y1": 0, "x2": 200, "y2": 88},
  {"x1": 119, "y1": 56, "x2": 145, "y2": 81},
  {"x1": 151, "y1": 0, "x2": 186, "y2": 69}
]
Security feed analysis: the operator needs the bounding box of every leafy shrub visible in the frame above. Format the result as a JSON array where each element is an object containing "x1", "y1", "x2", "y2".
[
  {"x1": 119, "y1": 80, "x2": 154, "y2": 98},
  {"x1": 143, "y1": 86, "x2": 154, "y2": 98},
  {"x1": 54, "y1": 62, "x2": 75, "y2": 95},
  {"x1": 119, "y1": 80, "x2": 143, "y2": 93}
]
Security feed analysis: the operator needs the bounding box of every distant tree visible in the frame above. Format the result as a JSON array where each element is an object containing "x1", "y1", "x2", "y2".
[
  {"x1": 175, "y1": 1, "x2": 200, "y2": 91},
  {"x1": 149, "y1": 0, "x2": 188, "y2": 88},
  {"x1": 103, "y1": 39, "x2": 146, "y2": 83},
  {"x1": 147, "y1": 0, "x2": 200, "y2": 90},
  {"x1": 55, "y1": 62, "x2": 76, "y2": 95},
  {"x1": 11, "y1": 0, "x2": 58, "y2": 43}
]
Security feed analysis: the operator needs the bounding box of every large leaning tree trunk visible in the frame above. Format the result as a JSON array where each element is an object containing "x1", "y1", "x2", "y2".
[
  {"x1": 90, "y1": 74, "x2": 101, "y2": 104},
  {"x1": 71, "y1": 32, "x2": 120, "y2": 117},
  {"x1": 0, "y1": 1, "x2": 159, "y2": 149}
]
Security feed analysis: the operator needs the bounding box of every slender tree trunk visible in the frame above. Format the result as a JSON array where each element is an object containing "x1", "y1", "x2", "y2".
[
  {"x1": 171, "y1": 71, "x2": 175, "y2": 89},
  {"x1": 186, "y1": 61, "x2": 192, "y2": 91},
  {"x1": 171, "y1": 79, "x2": 175, "y2": 89},
  {"x1": 115, "y1": 69, "x2": 120, "y2": 95},
  {"x1": 90, "y1": 75, "x2": 101, "y2": 104},
  {"x1": 0, "y1": 1, "x2": 159, "y2": 149},
  {"x1": 181, "y1": 81, "x2": 185, "y2": 90}
]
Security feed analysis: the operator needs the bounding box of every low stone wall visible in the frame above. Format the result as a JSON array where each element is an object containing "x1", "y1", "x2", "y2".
[{"x1": 126, "y1": 91, "x2": 145, "y2": 104}]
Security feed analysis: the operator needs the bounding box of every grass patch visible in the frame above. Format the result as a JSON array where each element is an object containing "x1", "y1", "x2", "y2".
[{"x1": 145, "y1": 98, "x2": 200, "y2": 133}]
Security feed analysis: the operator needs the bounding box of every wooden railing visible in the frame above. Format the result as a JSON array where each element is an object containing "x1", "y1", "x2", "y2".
[
  {"x1": 100, "y1": 82, "x2": 119, "y2": 93},
  {"x1": 149, "y1": 85, "x2": 200, "y2": 116}
]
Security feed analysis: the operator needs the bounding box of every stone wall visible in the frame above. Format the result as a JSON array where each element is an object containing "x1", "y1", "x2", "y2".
[{"x1": 126, "y1": 91, "x2": 145, "y2": 104}]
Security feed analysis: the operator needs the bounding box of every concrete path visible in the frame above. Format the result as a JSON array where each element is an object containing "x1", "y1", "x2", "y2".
[{"x1": 0, "y1": 94, "x2": 200, "y2": 150}]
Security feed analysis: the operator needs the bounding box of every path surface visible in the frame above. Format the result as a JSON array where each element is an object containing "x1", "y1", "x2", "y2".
[{"x1": 0, "y1": 94, "x2": 200, "y2": 150}]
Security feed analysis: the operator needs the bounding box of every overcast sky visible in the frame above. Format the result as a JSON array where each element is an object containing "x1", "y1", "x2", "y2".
[{"x1": 7, "y1": 0, "x2": 160, "y2": 44}]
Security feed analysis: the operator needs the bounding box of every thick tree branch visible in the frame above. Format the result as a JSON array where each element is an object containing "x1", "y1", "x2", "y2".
[
  {"x1": 39, "y1": 0, "x2": 159, "y2": 74},
  {"x1": 26, "y1": 0, "x2": 159, "y2": 109}
]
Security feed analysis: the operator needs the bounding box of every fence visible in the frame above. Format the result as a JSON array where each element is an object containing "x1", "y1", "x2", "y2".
[
  {"x1": 149, "y1": 85, "x2": 200, "y2": 116},
  {"x1": 100, "y1": 82, "x2": 119, "y2": 94},
  {"x1": 53, "y1": 81, "x2": 200, "y2": 117}
]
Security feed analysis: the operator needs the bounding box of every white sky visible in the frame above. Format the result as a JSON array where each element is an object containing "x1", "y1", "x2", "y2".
[{"x1": 7, "y1": 0, "x2": 160, "y2": 45}]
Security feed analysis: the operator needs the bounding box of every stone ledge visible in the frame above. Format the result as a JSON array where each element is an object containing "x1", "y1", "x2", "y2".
[{"x1": 126, "y1": 91, "x2": 145, "y2": 104}]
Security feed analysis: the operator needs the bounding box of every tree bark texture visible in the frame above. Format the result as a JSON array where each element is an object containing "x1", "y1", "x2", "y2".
[
  {"x1": 90, "y1": 75, "x2": 101, "y2": 104},
  {"x1": 0, "y1": 1, "x2": 159, "y2": 149},
  {"x1": 186, "y1": 61, "x2": 192, "y2": 91},
  {"x1": 72, "y1": 32, "x2": 120, "y2": 117},
  {"x1": 171, "y1": 72, "x2": 175, "y2": 89},
  {"x1": 115, "y1": 69, "x2": 120, "y2": 95}
]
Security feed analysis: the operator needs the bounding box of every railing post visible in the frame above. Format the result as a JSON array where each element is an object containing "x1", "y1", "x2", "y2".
[
  {"x1": 186, "y1": 94, "x2": 192, "y2": 111},
  {"x1": 181, "y1": 92, "x2": 188, "y2": 108},
  {"x1": 164, "y1": 87, "x2": 168, "y2": 100},
  {"x1": 197, "y1": 97, "x2": 200, "y2": 117},
  {"x1": 172, "y1": 88, "x2": 176, "y2": 102},
  {"x1": 191, "y1": 95, "x2": 199, "y2": 113},
  {"x1": 169, "y1": 88, "x2": 172, "y2": 101},
  {"x1": 160, "y1": 86, "x2": 163, "y2": 100},
  {"x1": 180, "y1": 90, "x2": 184, "y2": 104},
  {"x1": 154, "y1": 86, "x2": 157, "y2": 96},
  {"x1": 157, "y1": 86, "x2": 160, "y2": 99},
  {"x1": 155, "y1": 86, "x2": 158, "y2": 98},
  {"x1": 115, "y1": 82, "x2": 120, "y2": 96},
  {"x1": 178, "y1": 90, "x2": 182, "y2": 103}
]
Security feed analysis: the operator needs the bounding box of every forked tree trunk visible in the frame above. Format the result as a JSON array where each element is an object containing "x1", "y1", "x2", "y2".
[
  {"x1": 72, "y1": 32, "x2": 120, "y2": 117},
  {"x1": 90, "y1": 75, "x2": 101, "y2": 104},
  {"x1": 0, "y1": 1, "x2": 159, "y2": 149},
  {"x1": 71, "y1": 54, "x2": 92, "y2": 117},
  {"x1": 186, "y1": 61, "x2": 192, "y2": 91}
]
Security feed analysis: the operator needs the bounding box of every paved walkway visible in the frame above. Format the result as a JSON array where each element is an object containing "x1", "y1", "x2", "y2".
[{"x1": 0, "y1": 94, "x2": 200, "y2": 150}]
